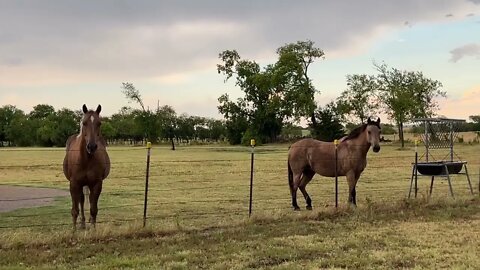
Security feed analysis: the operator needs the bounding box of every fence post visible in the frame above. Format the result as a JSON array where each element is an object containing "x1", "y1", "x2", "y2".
[
  {"x1": 249, "y1": 139, "x2": 256, "y2": 217},
  {"x1": 334, "y1": 139, "x2": 339, "y2": 208},
  {"x1": 414, "y1": 140, "x2": 418, "y2": 198},
  {"x1": 143, "y1": 141, "x2": 152, "y2": 227}
]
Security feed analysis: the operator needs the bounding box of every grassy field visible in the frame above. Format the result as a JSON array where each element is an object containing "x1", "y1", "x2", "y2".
[{"x1": 1, "y1": 143, "x2": 479, "y2": 269}]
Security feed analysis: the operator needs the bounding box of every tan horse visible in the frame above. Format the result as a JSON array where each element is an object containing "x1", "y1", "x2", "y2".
[
  {"x1": 288, "y1": 117, "x2": 381, "y2": 210},
  {"x1": 63, "y1": 104, "x2": 110, "y2": 229}
]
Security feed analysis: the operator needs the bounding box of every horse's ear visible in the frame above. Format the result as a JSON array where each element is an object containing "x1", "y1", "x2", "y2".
[
  {"x1": 96, "y1": 105, "x2": 102, "y2": 114},
  {"x1": 376, "y1": 117, "x2": 381, "y2": 124},
  {"x1": 367, "y1": 117, "x2": 372, "y2": 124},
  {"x1": 82, "y1": 104, "x2": 88, "y2": 114}
]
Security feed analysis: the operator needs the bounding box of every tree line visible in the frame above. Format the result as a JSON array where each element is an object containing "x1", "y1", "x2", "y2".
[
  {"x1": 216, "y1": 40, "x2": 478, "y2": 147},
  {"x1": 0, "y1": 103, "x2": 228, "y2": 147},
  {"x1": 2, "y1": 40, "x2": 479, "y2": 147}
]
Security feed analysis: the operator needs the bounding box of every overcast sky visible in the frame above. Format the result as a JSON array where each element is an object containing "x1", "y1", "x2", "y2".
[{"x1": 1, "y1": 0, "x2": 479, "y2": 122}]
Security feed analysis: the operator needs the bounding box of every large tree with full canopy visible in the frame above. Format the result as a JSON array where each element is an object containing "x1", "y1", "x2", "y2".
[
  {"x1": 375, "y1": 63, "x2": 446, "y2": 147},
  {"x1": 217, "y1": 40, "x2": 324, "y2": 144}
]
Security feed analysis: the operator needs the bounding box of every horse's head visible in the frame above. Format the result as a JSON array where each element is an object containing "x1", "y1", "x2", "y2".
[
  {"x1": 366, "y1": 117, "x2": 381, "y2": 152},
  {"x1": 81, "y1": 104, "x2": 102, "y2": 155}
]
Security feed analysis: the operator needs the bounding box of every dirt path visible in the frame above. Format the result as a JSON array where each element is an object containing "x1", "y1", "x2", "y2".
[{"x1": 0, "y1": 185, "x2": 69, "y2": 213}]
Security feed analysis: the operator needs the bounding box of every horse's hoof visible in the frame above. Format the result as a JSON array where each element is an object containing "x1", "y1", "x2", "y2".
[
  {"x1": 293, "y1": 207, "x2": 301, "y2": 211},
  {"x1": 306, "y1": 206, "x2": 313, "y2": 210}
]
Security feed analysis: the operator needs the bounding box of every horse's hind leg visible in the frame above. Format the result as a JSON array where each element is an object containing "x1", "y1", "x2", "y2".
[
  {"x1": 89, "y1": 181, "x2": 103, "y2": 227},
  {"x1": 299, "y1": 169, "x2": 315, "y2": 210},
  {"x1": 69, "y1": 182, "x2": 81, "y2": 231},
  {"x1": 347, "y1": 172, "x2": 359, "y2": 206},
  {"x1": 290, "y1": 173, "x2": 302, "y2": 211}
]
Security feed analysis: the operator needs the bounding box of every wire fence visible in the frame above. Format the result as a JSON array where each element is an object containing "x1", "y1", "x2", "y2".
[{"x1": 1, "y1": 144, "x2": 479, "y2": 231}]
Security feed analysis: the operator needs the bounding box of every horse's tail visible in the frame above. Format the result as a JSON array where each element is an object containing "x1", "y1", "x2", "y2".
[{"x1": 288, "y1": 159, "x2": 294, "y2": 192}]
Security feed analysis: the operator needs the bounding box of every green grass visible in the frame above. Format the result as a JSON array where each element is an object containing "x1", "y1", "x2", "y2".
[{"x1": 1, "y1": 143, "x2": 480, "y2": 269}]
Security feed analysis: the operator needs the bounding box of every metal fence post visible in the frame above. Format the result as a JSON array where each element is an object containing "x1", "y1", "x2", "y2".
[
  {"x1": 249, "y1": 139, "x2": 256, "y2": 217},
  {"x1": 415, "y1": 140, "x2": 418, "y2": 198},
  {"x1": 143, "y1": 142, "x2": 152, "y2": 227},
  {"x1": 334, "y1": 139, "x2": 339, "y2": 208}
]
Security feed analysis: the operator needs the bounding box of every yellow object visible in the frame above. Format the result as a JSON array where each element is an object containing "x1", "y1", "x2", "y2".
[
  {"x1": 334, "y1": 139, "x2": 339, "y2": 146},
  {"x1": 147, "y1": 142, "x2": 152, "y2": 149},
  {"x1": 250, "y1": 139, "x2": 256, "y2": 147},
  {"x1": 415, "y1": 140, "x2": 419, "y2": 146}
]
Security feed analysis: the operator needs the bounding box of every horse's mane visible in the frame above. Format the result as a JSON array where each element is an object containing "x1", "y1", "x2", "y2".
[{"x1": 343, "y1": 121, "x2": 381, "y2": 141}]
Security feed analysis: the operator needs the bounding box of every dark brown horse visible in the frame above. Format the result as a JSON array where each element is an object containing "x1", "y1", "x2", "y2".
[
  {"x1": 63, "y1": 104, "x2": 110, "y2": 229},
  {"x1": 288, "y1": 117, "x2": 381, "y2": 210}
]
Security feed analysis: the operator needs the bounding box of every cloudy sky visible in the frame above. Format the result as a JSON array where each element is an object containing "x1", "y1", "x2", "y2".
[{"x1": 1, "y1": 0, "x2": 479, "y2": 122}]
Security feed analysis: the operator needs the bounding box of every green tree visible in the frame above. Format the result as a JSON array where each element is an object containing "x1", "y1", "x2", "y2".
[
  {"x1": 337, "y1": 74, "x2": 379, "y2": 124},
  {"x1": 375, "y1": 63, "x2": 446, "y2": 148},
  {"x1": 51, "y1": 108, "x2": 81, "y2": 146},
  {"x1": 121, "y1": 83, "x2": 160, "y2": 143},
  {"x1": 217, "y1": 40, "x2": 325, "y2": 144},
  {"x1": 0, "y1": 105, "x2": 24, "y2": 146},
  {"x1": 217, "y1": 94, "x2": 249, "y2": 144},
  {"x1": 29, "y1": 104, "x2": 56, "y2": 146},
  {"x1": 29, "y1": 104, "x2": 55, "y2": 120},
  {"x1": 156, "y1": 105, "x2": 177, "y2": 150},
  {"x1": 310, "y1": 103, "x2": 345, "y2": 142},
  {"x1": 110, "y1": 107, "x2": 139, "y2": 143},
  {"x1": 101, "y1": 119, "x2": 117, "y2": 143},
  {"x1": 6, "y1": 111, "x2": 35, "y2": 146},
  {"x1": 206, "y1": 119, "x2": 226, "y2": 142},
  {"x1": 469, "y1": 115, "x2": 480, "y2": 131},
  {"x1": 122, "y1": 82, "x2": 145, "y2": 111}
]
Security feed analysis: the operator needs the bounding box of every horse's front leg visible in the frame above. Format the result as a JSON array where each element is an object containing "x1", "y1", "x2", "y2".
[
  {"x1": 69, "y1": 181, "x2": 81, "y2": 231},
  {"x1": 89, "y1": 181, "x2": 103, "y2": 227},
  {"x1": 346, "y1": 171, "x2": 358, "y2": 206},
  {"x1": 79, "y1": 186, "x2": 86, "y2": 229}
]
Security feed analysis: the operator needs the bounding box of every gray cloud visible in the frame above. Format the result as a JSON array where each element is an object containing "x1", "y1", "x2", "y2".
[
  {"x1": 0, "y1": 0, "x2": 479, "y2": 82},
  {"x1": 449, "y1": 43, "x2": 480, "y2": 62}
]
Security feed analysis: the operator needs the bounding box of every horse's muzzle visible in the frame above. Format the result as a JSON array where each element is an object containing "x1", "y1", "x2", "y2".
[
  {"x1": 86, "y1": 143, "x2": 98, "y2": 155},
  {"x1": 373, "y1": 145, "x2": 380, "y2": 152}
]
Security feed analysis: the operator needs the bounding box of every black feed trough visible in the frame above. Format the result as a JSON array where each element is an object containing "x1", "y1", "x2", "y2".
[{"x1": 416, "y1": 161, "x2": 464, "y2": 176}]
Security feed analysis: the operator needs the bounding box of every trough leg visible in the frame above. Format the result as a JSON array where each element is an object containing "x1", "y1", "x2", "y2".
[
  {"x1": 408, "y1": 165, "x2": 415, "y2": 199},
  {"x1": 444, "y1": 165, "x2": 455, "y2": 199},
  {"x1": 429, "y1": 176, "x2": 435, "y2": 197},
  {"x1": 414, "y1": 164, "x2": 418, "y2": 198},
  {"x1": 464, "y1": 165, "x2": 474, "y2": 195}
]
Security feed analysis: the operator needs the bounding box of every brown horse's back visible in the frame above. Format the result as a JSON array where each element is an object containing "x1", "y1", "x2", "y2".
[{"x1": 288, "y1": 138, "x2": 337, "y2": 177}]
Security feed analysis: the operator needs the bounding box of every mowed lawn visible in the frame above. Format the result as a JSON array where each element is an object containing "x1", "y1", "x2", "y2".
[{"x1": 0, "y1": 143, "x2": 479, "y2": 269}]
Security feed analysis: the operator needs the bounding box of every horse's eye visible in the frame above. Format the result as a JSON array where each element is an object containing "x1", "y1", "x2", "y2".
[{"x1": 368, "y1": 130, "x2": 371, "y2": 134}]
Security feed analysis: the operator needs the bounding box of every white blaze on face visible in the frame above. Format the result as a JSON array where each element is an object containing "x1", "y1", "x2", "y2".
[{"x1": 91, "y1": 115, "x2": 94, "y2": 123}]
